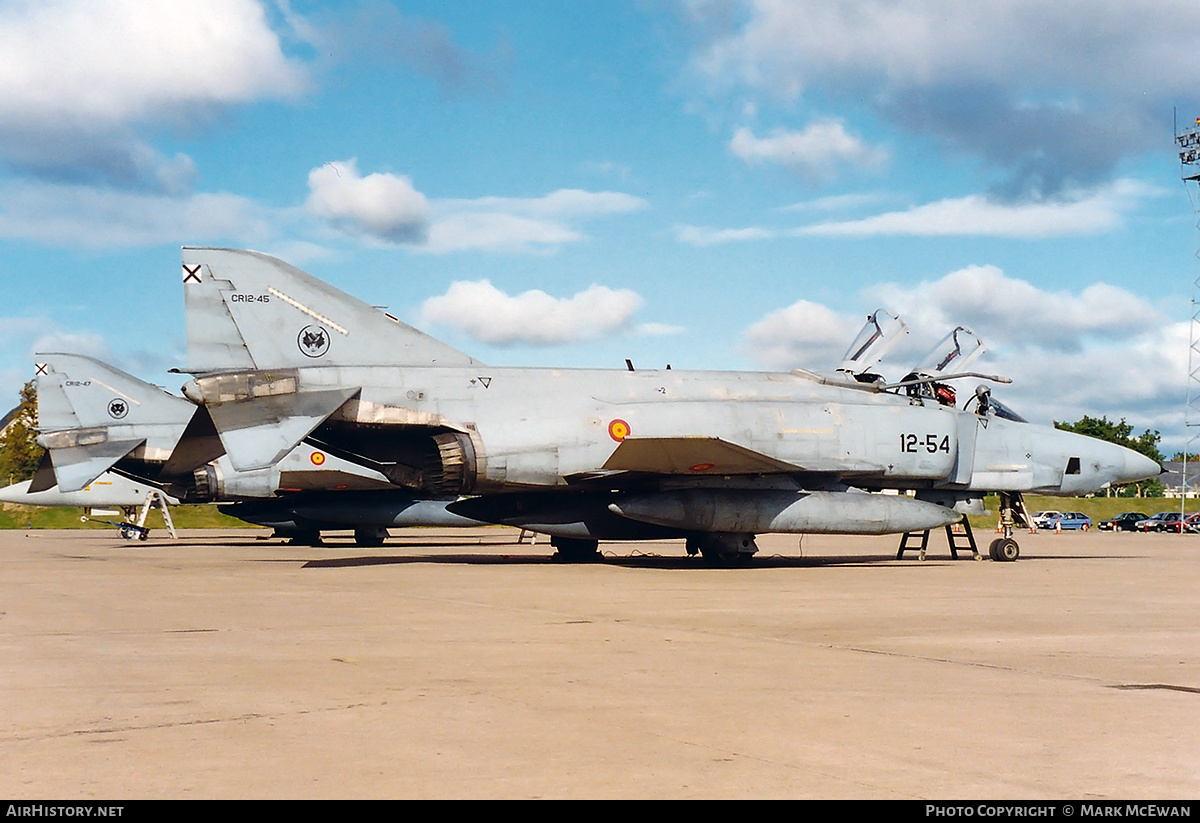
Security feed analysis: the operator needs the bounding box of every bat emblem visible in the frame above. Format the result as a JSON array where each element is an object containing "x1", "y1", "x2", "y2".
[{"x1": 297, "y1": 325, "x2": 330, "y2": 358}]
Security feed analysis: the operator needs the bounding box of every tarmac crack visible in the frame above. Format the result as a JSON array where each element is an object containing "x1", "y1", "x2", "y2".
[{"x1": 5, "y1": 701, "x2": 382, "y2": 743}]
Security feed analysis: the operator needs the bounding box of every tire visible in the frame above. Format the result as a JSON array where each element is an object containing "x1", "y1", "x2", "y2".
[{"x1": 989, "y1": 537, "x2": 1019, "y2": 561}]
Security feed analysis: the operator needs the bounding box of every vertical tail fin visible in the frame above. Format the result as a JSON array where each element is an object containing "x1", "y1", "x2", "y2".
[
  {"x1": 34, "y1": 354, "x2": 200, "y2": 491},
  {"x1": 182, "y1": 247, "x2": 481, "y2": 374}
]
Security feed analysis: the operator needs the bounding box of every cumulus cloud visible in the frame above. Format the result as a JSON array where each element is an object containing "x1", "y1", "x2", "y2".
[
  {"x1": 738, "y1": 263, "x2": 1180, "y2": 432},
  {"x1": 306, "y1": 160, "x2": 431, "y2": 244},
  {"x1": 689, "y1": 1, "x2": 1200, "y2": 194},
  {"x1": 306, "y1": 160, "x2": 649, "y2": 253},
  {"x1": 0, "y1": 0, "x2": 306, "y2": 190},
  {"x1": 866, "y1": 264, "x2": 1164, "y2": 352},
  {"x1": 741, "y1": 300, "x2": 867, "y2": 369},
  {"x1": 730, "y1": 121, "x2": 888, "y2": 184},
  {"x1": 0, "y1": 0, "x2": 304, "y2": 124},
  {"x1": 419, "y1": 280, "x2": 646, "y2": 345}
]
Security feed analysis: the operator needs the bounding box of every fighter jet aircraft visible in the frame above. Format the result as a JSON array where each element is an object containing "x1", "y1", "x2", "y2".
[
  {"x1": 26, "y1": 354, "x2": 476, "y2": 544},
  {"x1": 172, "y1": 248, "x2": 1161, "y2": 563}
]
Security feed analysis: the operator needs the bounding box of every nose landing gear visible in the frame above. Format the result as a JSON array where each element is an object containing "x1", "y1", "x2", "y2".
[{"x1": 989, "y1": 492, "x2": 1030, "y2": 562}]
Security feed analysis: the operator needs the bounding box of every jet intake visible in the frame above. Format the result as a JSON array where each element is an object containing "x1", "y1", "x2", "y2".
[{"x1": 608, "y1": 489, "x2": 960, "y2": 535}]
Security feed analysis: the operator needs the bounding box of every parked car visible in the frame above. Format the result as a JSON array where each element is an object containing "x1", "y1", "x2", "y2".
[
  {"x1": 1098, "y1": 512, "x2": 1150, "y2": 532},
  {"x1": 1032, "y1": 511, "x2": 1063, "y2": 529},
  {"x1": 1163, "y1": 512, "x2": 1200, "y2": 534},
  {"x1": 1043, "y1": 512, "x2": 1091, "y2": 531},
  {"x1": 1184, "y1": 514, "x2": 1200, "y2": 534},
  {"x1": 1135, "y1": 511, "x2": 1182, "y2": 532}
]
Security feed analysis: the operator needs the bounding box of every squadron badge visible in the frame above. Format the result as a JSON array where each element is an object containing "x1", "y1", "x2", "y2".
[{"x1": 298, "y1": 325, "x2": 331, "y2": 358}]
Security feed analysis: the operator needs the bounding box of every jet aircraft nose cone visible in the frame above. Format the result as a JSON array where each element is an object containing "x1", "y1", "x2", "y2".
[{"x1": 1117, "y1": 449, "x2": 1162, "y2": 487}]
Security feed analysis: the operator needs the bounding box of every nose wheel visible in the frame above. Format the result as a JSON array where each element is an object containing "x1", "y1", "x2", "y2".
[
  {"x1": 988, "y1": 492, "x2": 1026, "y2": 562},
  {"x1": 988, "y1": 537, "x2": 1020, "y2": 562}
]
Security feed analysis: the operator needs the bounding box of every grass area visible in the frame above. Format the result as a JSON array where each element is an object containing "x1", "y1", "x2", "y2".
[{"x1": 0, "y1": 503, "x2": 253, "y2": 530}]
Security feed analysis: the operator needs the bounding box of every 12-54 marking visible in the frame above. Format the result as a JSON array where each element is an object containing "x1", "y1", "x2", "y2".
[{"x1": 901, "y1": 434, "x2": 950, "y2": 454}]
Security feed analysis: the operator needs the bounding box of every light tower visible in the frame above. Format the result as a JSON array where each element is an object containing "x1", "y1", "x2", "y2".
[{"x1": 1176, "y1": 117, "x2": 1200, "y2": 507}]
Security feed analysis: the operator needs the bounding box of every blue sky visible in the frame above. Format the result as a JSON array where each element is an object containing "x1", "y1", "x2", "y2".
[{"x1": 2, "y1": 1, "x2": 1199, "y2": 450}]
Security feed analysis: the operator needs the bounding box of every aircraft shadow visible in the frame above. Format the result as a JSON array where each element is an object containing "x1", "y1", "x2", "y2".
[{"x1": 298, "y1": 551, "x2": 924, "y2": 570}]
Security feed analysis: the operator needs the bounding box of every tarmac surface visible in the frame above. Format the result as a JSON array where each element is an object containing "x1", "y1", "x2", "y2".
[{"x1": 1, "y1": 525, "x2": 1197, "y2": 799}]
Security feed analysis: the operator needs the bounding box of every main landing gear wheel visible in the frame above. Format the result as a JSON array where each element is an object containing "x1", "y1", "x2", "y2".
[
  {"x1": 689, "y1": 533, "x2": 759, "y2": 567},
  {"x1": 988, "y1": 537, "x2": 1020, "y2": 562},
  {"x1": 551, "y1": 537, "x2": 602, "y2": 562},
  {"x1": 280, "y1": 529, "x2": 323, "y2": 546},
  {"x1": 354, "y1": 527, "x2": 389, "y2": 547}
]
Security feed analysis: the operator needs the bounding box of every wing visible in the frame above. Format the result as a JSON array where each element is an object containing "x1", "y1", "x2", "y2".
[
  {"x1": 595, "y1": 436, "x2": 883, "y2": 480},
  {"x1": 600, "y1": 436, "x2": 803, "y2": 475}
]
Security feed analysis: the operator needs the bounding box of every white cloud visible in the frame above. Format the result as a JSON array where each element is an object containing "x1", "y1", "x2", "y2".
[
  {"x1": 306, "y1": 160, "x2": 431, "y2": 244},
  {"x1": 306, "y1": 160, "x2": 650, "y2": 253},
  {"x1": 419, "y1": 280, "x2": 646, "y2": 345},
  {"x1": 741, "y1": 299, "x2": 866, "y2": 370},
  {"x1": 0, "y1": 181, "x2": 275, "y2": 247},
  {"x1": 689, "y1": 1, "x2": 1200, "y2": 191},
  {"x1": 0, "y1": 0, "x2": 305, "y2": 126},
  {"x1": 730, "y1": 121, "x2": 888, "y2": 183},
  {"x1": 798, "y1": 181, "x2": 1150, "y2": 238},
  {"x1": 451, "y1": 189, "x2": 648, "y2": 218},
  {"x1": 0, "y1": 0, "x2": 307, "y2": 191},
  {"x1": 426, "y1": 189, "x2": 649, "y2": 253},
  {"x1": 867, "y1": 264, "x2": 1163, "y2": 351},
  {"x1": 694, "y1": 1, "x2": 1200, "y2": 101},
  {"x1": 674, "y1": 224, "x2": 775, "y2": 246},
  {"x1": 424, "y1": 212, "x2": 580, "y2": 254},
  {"x1": 780, "y1": 192, "x2": 891, "y2": 213},
  {"x1": 675, "y1": 180, "x2": 1154, "y2": 244},
  {"x1": 738, "y1": 264, "x2": 1180, "y2": 433}
]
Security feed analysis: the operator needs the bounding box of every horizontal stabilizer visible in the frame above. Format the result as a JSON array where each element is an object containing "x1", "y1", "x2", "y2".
[
  {"x1": 602, "y1": 437, "x2": 802, "y2": 476},
  {"x1": 49, "y1": 437, "x2": 146, "y2": 493},
  {"x1": 207, "y1": 387, "x2": 360, "y2": 471},
  {"x1": 183, "y1": 247, "x2": 481, "y2": 373}
]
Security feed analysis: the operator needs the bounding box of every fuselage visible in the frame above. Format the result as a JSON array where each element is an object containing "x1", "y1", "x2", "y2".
[{"x1": 185, "y1": 362, "x2": 1160, "y2": 499}]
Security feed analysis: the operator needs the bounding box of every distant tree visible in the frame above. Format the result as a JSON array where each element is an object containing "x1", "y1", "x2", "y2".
[
  {"x1": 1054, "y1": 415, "x2": 1162, "y2": 497},
  {"x1": 0, "y1": 380, "x2": 44, "y2": 485}
]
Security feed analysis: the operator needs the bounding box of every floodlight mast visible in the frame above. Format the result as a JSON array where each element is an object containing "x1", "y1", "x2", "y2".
[{"x1": 1176, "y1": 118, "x2": 1200, "y2": 518}]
